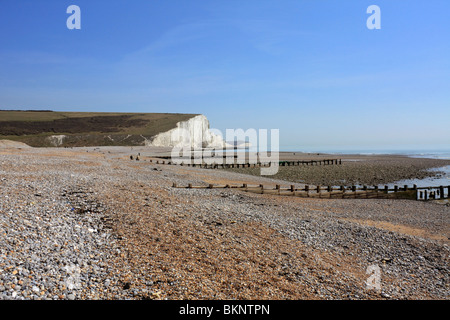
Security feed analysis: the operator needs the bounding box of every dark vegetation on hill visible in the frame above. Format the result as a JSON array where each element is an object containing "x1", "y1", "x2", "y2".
[{"x1": 0, "y1": 110, "x2": 198, "y2": 147}]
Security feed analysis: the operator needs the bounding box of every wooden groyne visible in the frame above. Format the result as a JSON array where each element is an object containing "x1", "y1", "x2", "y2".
[
  {"x1": 172, "y1": 183, "x2": 450, "y2": 201},
  {"x1": 142, "y1": 158, "x2": 342, "y2": 169}
]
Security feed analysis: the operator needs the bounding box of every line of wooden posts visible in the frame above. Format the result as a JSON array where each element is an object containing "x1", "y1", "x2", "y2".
[
  {"x1": 146, "y1": 158, "x2": 341, "y2": 169},
  {"x1": 172, "y1": 182, "x2": 450, "y2": 201}
]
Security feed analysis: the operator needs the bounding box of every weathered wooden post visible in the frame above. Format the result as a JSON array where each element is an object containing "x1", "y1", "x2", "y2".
[
  {"x1": 290, "y1": 185, "x2": 295, "y2": 192},
  {"x1": 424, "y1": 189, "x2": 428, "y2": 200},
  {"x1": 384, "y1": 185, "x2": 389, "y2": 193},
  {"x1": 173, "y1": 182, "x2": 177, "y2": 188},
  {"x1": 404, "y1": 185, "x2": 408, "y2": 191},
  {"x1": 394, "y1": 185, "x2": 398, "y2": 193},
  {"x1": 352, "y1": 185, "x2": 356, "y2": 192},
  {"x1": 188, "y1": 183, "x2": 192, "y2": 189},
  {"x1": 327, "y1": 186, "x2": 332, "y2": 192},
  {"x1": 208, "y1": 184, "x2": 213, "y2": 189},
  {"x1": 439, "y1": 186, "x2": 444, "y2": 199}
]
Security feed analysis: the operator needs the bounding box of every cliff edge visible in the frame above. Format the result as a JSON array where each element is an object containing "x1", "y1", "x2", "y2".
[{"x1": 149, "y1": 114, "x2": 227, "y2": 149}]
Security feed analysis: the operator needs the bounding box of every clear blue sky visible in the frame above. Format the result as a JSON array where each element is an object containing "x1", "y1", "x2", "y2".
[{"x1": 1, "y1": 0, "x2": 449, "y2": 151}]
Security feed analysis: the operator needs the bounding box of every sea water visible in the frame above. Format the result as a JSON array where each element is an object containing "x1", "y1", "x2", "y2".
[{"x1": 392, "y1": 151, "x2": 450, "y2": 188}]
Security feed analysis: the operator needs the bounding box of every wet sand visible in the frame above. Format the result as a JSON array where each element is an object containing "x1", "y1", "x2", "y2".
[{"x1": 225, "y1": 152, "x2": 450, "y2": 186}]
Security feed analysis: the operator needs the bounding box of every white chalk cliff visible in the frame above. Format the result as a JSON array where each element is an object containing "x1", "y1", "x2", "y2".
[{"x1": 148, "y1": 115, "x2": 229, "y2": 149}]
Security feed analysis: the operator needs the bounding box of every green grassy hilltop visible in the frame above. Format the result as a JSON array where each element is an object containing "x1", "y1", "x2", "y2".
[{"x1": 0, "y1": 110, "x2": 198, "y2": 147}]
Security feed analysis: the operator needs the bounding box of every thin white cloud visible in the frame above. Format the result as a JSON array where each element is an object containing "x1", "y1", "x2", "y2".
[{"x1": 0, "y1": 50, "x2": 76, "y2": 65}]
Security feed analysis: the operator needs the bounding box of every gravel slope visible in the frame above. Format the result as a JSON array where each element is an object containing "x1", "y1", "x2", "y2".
[{"x1": 0, "y1": 147, "x2": 448, "y2": 300}]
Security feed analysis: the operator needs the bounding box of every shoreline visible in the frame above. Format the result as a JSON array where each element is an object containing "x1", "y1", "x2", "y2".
[
  {"x1": 2, "y1": 141, "x2": 449, "y2": 186},
  {"x1": 225, "y1": 152, "x2": 450, "y2": 187}
]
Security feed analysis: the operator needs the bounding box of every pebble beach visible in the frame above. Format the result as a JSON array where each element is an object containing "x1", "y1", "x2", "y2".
[{"x1": 0, "y1": 143, "x2": 449, "y2": 300}]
